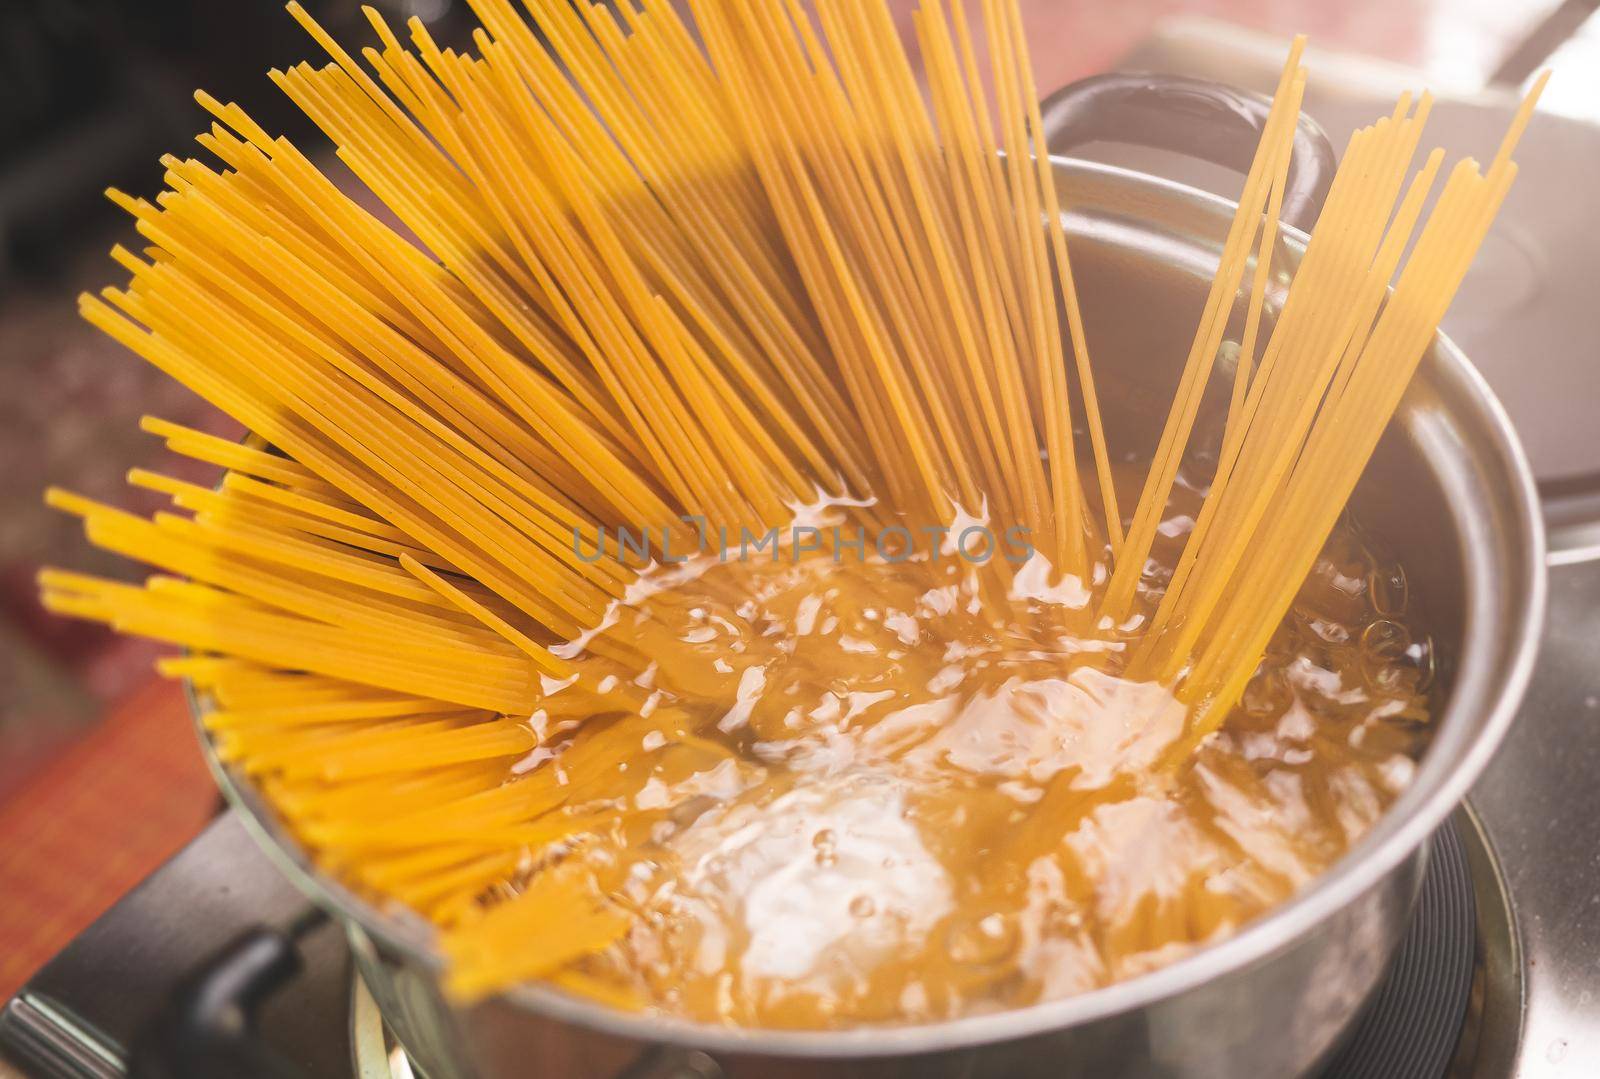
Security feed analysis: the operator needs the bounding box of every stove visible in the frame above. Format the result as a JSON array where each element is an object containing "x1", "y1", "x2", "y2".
[{"x1": 2, "y1": 22, "x2": 1599, "y2": 1079}]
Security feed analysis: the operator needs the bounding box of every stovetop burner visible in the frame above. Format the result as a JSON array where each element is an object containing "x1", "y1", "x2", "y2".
[{"x1": 1322, "y1": 823, "x2": 1478, "y2": 1079}]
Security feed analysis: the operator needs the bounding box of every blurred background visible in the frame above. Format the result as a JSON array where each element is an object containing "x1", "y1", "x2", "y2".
[{"x1": 0, "y1": 0, "x2": 1591, "y2": 1003}]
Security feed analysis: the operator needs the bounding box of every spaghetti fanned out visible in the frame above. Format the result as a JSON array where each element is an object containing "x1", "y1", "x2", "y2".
[{"x1": 42, "y1": 0, "x2": 1538, "y2": 1014}]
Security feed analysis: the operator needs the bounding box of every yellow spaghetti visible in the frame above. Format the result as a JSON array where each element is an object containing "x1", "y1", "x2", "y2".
[{"x1": 41, "y1": 0, "x2": 1540, "y2": 1026}]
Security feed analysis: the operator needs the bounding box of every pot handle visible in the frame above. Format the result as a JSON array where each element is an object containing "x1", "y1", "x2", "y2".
[
  {"x1": 131, "y1": 911, "x2": 326, "y2": 1079},
  {"x1": 0, "y1": 811, "x2": 327, "y2": 1079},
  {"x1": 1039, "y1": 72, "x2": 1337, "y2": 233}
]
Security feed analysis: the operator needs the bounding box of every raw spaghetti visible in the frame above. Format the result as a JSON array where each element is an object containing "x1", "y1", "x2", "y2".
[{"x1": 41, "y1": 0, "x2": 1540, "y2": 1026}]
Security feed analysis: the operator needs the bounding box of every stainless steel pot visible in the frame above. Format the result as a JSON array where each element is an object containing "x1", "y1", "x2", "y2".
[{"x1": 195, "y1": 74, "x2": 1547, "y2": 1079}]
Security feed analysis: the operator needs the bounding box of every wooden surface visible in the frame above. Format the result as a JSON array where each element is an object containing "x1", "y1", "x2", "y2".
[{"x1": 0, "y1": 677, "x2": 215, "y2": 1001}]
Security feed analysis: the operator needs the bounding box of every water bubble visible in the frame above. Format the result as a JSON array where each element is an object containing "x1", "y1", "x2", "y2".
[
  {"x1": 812, "y1": 828, "x2": 837, "y2": 866},
  {"x1": 1407, "y1": 636, "x2": 1436, "y2": 694},
  {"x1": 1361, "y1": 619, "x2": 1410, "y2": 660},
  {"x1": 1368, "y1": 562, "x2": 1408, "y2": 616},
  {"x1": 1360, "y1": 619, "x2": 1414, "y2": 694},
  {"x1": 947, "y1": 913, "x2": 1019, "y2": 966}
]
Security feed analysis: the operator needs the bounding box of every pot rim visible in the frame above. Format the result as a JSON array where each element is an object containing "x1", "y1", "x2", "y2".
[{"x1": 196, "y1": 153, "x2": 1548, "y2": 1060}]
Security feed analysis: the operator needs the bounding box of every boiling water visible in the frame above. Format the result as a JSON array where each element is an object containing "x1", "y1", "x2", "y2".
[{"x1": 534, "y1": 474, "x2": 1434, "y2": 1028}]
